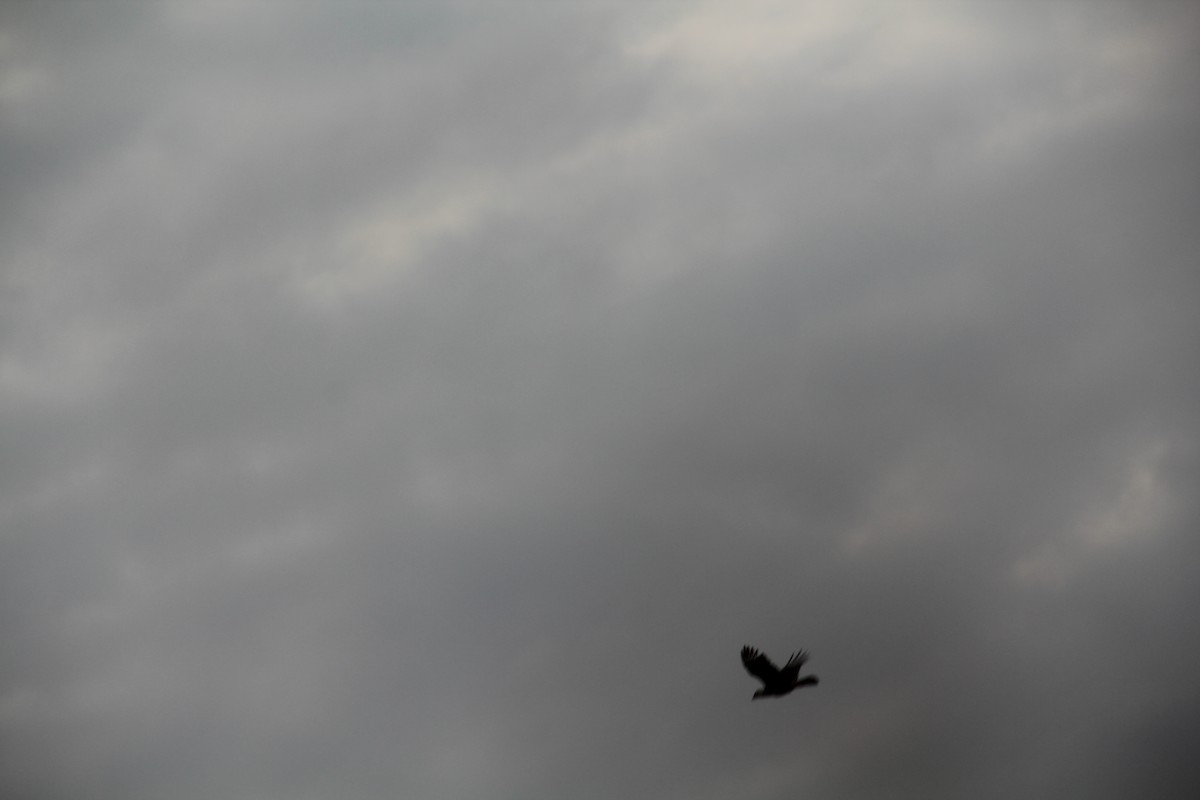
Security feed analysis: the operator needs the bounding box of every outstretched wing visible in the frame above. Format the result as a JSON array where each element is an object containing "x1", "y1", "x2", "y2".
[
  {"x1": 779, "y1": 649, "x2": 810, "y2": 681},
  {"x1": 741, "y1": 646, "x2": 781, "y2": 685}
]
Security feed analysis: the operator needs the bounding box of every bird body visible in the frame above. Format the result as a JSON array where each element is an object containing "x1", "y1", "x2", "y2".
[{"x1": 740, "y1": 645, "x2": 819, "y2": 699}]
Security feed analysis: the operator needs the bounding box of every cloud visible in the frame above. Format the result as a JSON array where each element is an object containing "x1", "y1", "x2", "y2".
[{"x1": 2, "y1": 2, "x2": 1198, "y2": 798}]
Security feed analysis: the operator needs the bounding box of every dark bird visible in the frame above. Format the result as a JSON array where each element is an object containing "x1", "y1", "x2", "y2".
[{"x1": 741, "y1": 645, "x2": 819, "y2": 700}]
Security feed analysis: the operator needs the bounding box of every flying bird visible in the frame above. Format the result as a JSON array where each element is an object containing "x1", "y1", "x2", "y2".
[{"x1": 741, "y1": 645, "x2": 819, "y2": 700}]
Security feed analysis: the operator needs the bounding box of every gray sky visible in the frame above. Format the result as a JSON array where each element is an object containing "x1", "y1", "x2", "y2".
[{"x1": 2, "y1": 2, "x2": 1198, "y2": 798}]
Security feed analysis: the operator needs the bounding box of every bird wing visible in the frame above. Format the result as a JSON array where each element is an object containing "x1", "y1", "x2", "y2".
[
  {"x1": 780, "y1": 649, "x2": 810, "y2": 681},
  {"x1": 741, "y1": 646, "x2": 781, "y2": 684}
]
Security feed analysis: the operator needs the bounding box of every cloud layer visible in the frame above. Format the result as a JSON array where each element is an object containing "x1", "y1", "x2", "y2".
[{"x1": 2, "y1": 2, "x2": 1198, "y2": 798}]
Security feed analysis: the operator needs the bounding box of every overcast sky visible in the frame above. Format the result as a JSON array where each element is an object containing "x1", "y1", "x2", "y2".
[{"x1": 2, "y1": 2, "x2": 1199, "y2": 798}]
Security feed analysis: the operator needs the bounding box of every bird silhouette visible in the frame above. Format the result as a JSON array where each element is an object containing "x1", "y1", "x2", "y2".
[{"x1": 741, "y1": 645, "x2": 819, "y2": 699}]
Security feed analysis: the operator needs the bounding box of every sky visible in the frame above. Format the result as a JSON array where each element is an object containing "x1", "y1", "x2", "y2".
[{"x1": 2, "y1": 2, "x2": 1198, "y2": 798}]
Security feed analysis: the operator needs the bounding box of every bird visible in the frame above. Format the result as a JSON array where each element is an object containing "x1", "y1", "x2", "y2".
[{"x1": 741, "y1": 645, "x2": 819, "y2": 699}]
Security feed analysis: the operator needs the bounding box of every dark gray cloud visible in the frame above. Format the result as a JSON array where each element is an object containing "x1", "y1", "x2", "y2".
[{"x1": 2, "y1": 2, "x2": 1198, "y2": 798}]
